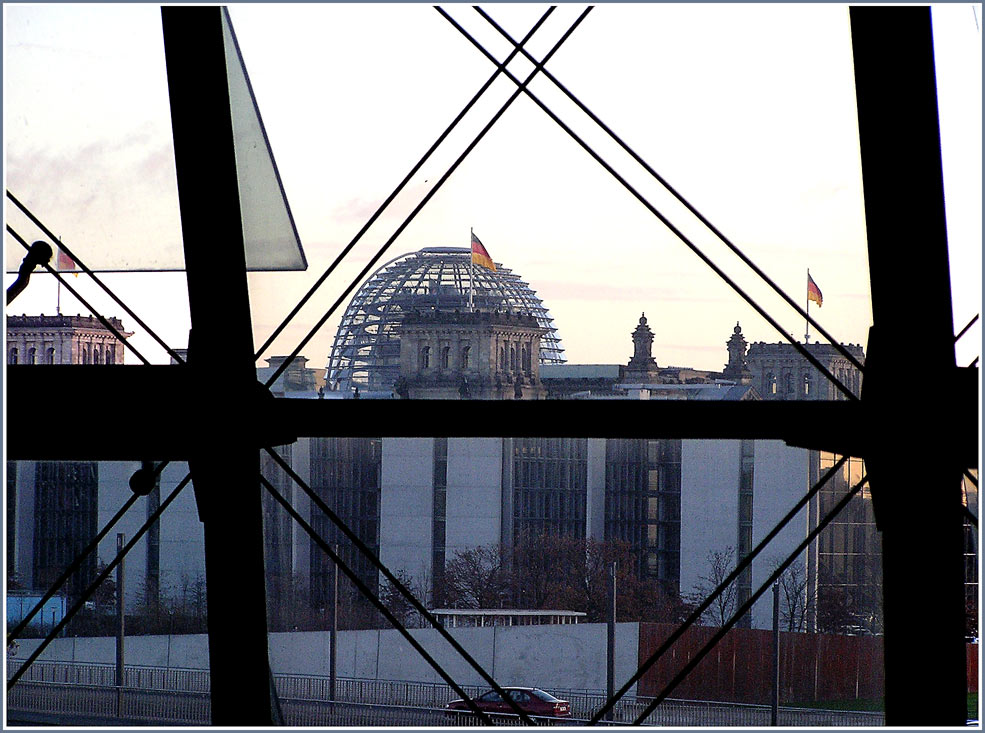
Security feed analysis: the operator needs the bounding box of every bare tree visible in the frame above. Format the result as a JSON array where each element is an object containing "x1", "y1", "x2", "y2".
[
  {"x1": 441, "y1": 532, "x2": 692, "y2": 623},
  {"x1": 770, "y1": 557, "x2": 814, "y2": 632},
  {"x1": 443, "y1": 544, "x2": 510, "y2": 609},
  {"x1": 379, "y1": 568, "x2": 428, "y2": 629},
  {"x1": 689, "y1": 546, "x2": 738, "y2": 627}
]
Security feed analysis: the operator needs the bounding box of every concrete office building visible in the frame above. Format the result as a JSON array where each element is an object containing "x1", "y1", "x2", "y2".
[{"x1": 13, "y1": 249, "x2": 953, "y2": 636}]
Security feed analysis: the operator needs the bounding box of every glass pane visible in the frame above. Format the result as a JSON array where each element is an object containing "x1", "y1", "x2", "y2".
[
  {"x1": 6, "y1": 6, "x2": 978, "y2": 724},
  {"x1": 221, "y1": 8, "x2": 306, "y2": 272},
  {"x1": 5, "y1": 5, "x2": 305, "y2": 273}
]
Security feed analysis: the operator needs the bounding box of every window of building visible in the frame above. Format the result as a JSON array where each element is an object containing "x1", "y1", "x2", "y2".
[
  {"x1": 419, "y1": 345, "x2": 430, "y2": 370},
  {"x1": 461, "y1": 345, "x2": 470, "y2": 369},
  {"x1": 9, "y1": 348, "x2": 18, "y2": 365},
  {"x1": 27, "y1": 347, "x2": 36, "y2": 365},
  {"x1": 440, "y1": 345, "x2": 450, "y2": 370}
]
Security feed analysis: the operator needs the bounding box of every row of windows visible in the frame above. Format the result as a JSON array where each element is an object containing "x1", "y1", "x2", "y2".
[
  {"x1": 33, "y1": 462, "x2": 98, "y2": 597},
  {"x1": 817, "y1": 552, "x2": 881, "y2": 583},
  {"x1": 8, "y1": 343, "x2": 117, "y2": 365},
  {"x1": 515, "y1": 518, "x2": 585, "y2": 539},
  {"x1": 763, "y1": 370, "x2": 815, "y2": 397},
  {"x1": 514, "y1": 458, "x2": 586, "y2": 491},
  {"x1": 514, "y1": 488, "x2": 586, "y2": 523},
  {"x1": 419, "y1": 344, "x2": 470, "y2": 371},
  {"x1": 645, "y1": 550, "x2": 680, "y2": 582},
  {"x1": 817, "y1": 521, "x2": 882, "y2": 556},
  {"x1": 607, "y1": 492, "x2": 680, "y2": 524},
  {"x1": 818, "y1": 491, "x2": 878, "y2": 525}
]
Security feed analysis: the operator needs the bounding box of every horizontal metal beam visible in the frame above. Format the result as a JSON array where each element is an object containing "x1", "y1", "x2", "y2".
[
  {"x1": 10, "y1": 364, "x2": 974, "y2": 464},
  {"x1": 8, "y1": 365, "x2": 976, "y2": 463}
]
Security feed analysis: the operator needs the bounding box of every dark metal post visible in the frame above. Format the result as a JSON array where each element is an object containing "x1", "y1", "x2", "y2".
[
  {"x1": 161, "y1": 7, "x2": 277, "y2": 725},
  {"x1": 116, "y1": 533, "x2": 125, "y2": 717},
  {"x1": 607, "y1": 561, "x2": 616, "y2": 722},
  {"x1": 771, "y1": 581, "x2": 779, "y2": 726},
  {"x1": 850, "y1": 7, "x2": 967, "y2": 725}
]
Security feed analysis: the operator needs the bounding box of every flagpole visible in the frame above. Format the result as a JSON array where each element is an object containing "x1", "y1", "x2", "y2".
[
  {"x1": 805, "y1": 268, "x2": 810, "y2": 344},
  {"x1": 469, "y1": 228, "x2": 474, "y2": 313}
]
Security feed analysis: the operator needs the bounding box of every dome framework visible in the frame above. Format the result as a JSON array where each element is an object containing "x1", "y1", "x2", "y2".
[{"x1": 326, "y1": 247, "x2": 566, "y2": 392}]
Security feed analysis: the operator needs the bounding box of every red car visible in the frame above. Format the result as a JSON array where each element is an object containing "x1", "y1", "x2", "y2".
[{"x1": 445, "y1": 687, "x2": 571, "y2": 718}]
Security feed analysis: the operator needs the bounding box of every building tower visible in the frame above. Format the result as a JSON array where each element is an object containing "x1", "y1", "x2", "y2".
[
  {"x1": 7, "y1": 314, "x2": 132, "y2": 365},
  {"x1": 394, "y1": 309, "x2": 547, "y2": 400},
  {"x1": 722, "y1": 322, "x2": 753, "y2": 384},
  {"x1": 745, "y1": 339, "x2": 865, "y2": 400},
  {"x1": 622, "y1": 313, "x2": 661, "y2": 383}
]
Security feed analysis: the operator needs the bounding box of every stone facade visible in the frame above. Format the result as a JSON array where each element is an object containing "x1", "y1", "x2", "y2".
[
  {"x1": 394, "y1": 309, "x2": 547, "y2": 400},
  {"x1": 6, "y1": 314, "x2": 132, "y2": 366},
  {"x1": 745, "y1": 340, "x2": 865, "y2": 400}
]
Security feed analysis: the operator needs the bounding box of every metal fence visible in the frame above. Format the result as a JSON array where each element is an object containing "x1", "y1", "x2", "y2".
[
  {"x1": 7, "y1": 659, "x2": 210, "y2": 691},
  {"x1": 7, "y1": 660, "x2": 885, "y2": 726}
]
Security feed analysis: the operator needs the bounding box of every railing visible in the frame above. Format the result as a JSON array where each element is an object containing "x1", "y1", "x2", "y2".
[
  {"x1": 7, "y1": 659, "x2": 210, "y2": 691},
  {"x1": 7, "y1": 682, "x2": 210, "y2": 725},
  {"x1": 7, "y1": 660, "x2": 885, "y2": 726}
]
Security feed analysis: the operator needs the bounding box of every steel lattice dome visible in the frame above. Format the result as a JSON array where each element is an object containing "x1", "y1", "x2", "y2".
[{"x1": 326, "y1": 247, "x2": 566, "y2": 392}]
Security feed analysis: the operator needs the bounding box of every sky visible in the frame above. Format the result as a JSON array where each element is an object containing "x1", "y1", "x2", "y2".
[{"x1": 4, "y1": 3, "x2": 981, "y2": 373}]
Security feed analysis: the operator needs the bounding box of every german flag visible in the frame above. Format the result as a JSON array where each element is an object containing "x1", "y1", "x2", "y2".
[
  {"x1": 56, "y1": 248, "x2": 79, "y2": 277},
  {"x1": 471, "y1": 232, "x2": 496, "y2": 272},
  {"x1": 807, "y1": 273, "x2": 823, "y2": 307}
]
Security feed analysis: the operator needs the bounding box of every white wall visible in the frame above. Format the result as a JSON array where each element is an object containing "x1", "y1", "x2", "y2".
[
  {"x1": 379, "y1": 438, "x2": 434, "y2": 583},
  {"x1": 681, "y1": 440, "x2": 812, "y2": 629},
  {"x1": 680, "y1": 440, "x2": 741, "y2": 604},
  {"x1": 445, "y1": 438, "x2": 503, "y2": 556},
  {"x1": 17, "y1": 622, "x2": 640, "y2": 696},
  {"x1": 96, "y1": 461, "x2": 148, "y2": 611},
  {"x1": 749, "y1": 441, "x2": 810, "y2": 627},
  {"x1": 95, "y1": 461, "x2": 204, "y2": 612}
]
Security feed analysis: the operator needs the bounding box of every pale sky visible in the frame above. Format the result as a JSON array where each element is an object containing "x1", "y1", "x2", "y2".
[{"x1": 4, "y1": 4, "x2": 981, "y2": 373}]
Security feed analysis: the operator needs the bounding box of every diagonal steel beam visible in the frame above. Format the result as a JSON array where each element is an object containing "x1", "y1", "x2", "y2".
[
  {"x1": 437, "y1": 6, "x2": 858, "y2": 401},
  {"x1": 264, "y1": 6, "x2": 591, "y2": 389},
  {"x1": 473, "y1": 5, "x2": 866, "y2": 376},
  {"x1": 254, "y1": 6, "x2": 557, "y2": 365}
]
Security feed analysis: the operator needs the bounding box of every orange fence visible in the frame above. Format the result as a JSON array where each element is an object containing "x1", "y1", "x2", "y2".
[{"x1": 638, "y1": 623, "x2": 978, "y2": 705}]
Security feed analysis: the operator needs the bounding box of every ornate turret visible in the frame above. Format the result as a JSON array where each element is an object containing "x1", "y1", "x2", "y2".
[
  {"x1": 622, "y1": 313, "x2": 661, "y2": 383},
  {"x1": 722, "y1": 322, "x2": 753, "y2": 384}
]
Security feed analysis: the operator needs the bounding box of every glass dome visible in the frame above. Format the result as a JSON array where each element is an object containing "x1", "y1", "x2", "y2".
[{"x1": 326, "y1": 247, "x2": 566, "y2": 392}]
